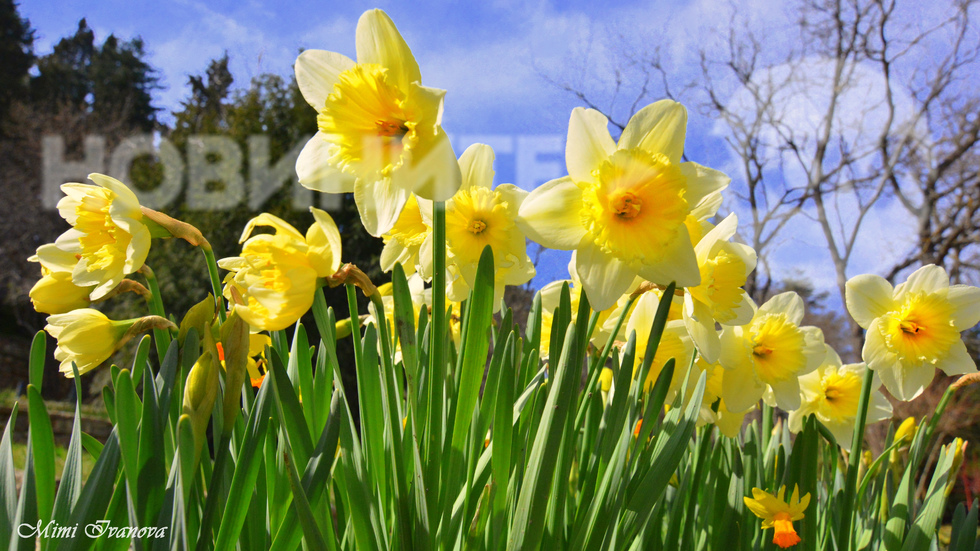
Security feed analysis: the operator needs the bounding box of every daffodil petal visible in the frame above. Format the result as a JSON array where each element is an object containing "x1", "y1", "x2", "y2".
[
  {"x1": 680, "y1": 162, "x2": 730, "y2": 208},
  {"x1": 902, "y1": 264, "x2": 950, "y2": 296},
  {"x1": 354, "y1": 176, "x2": 411, "y2": 237},
  {"x1": 575, "y1": 240, "x2": 636, "y2": 311},
  {"x1": 296, "y1": 134, "x2": 356, "y2": 193},
  {"x1": 770, "y1": 377, "x2": 802, "y2": 411},
  {"x1": 685, "y1": 297, "x2": 721, "y2": 363},
  {"x1": 355, "y1": 9, "x2": 420, "y2": 90},
  {"x1": 566, "y1": 108, "x2": 616, "y2": 183},
  {"x1": 635, "y1": 227, "x2": 700, "y2": 287},
  {"x1": 947, "y1": 285, "x2": 980, "y2": 331},
  {"x1": 516, "y1": 176, "x2": 587, "y2": 250},
  {"x1": 760, "y1": 292, "x2": 805, "y2": 325},
  {"x1": 941, "y1": 339, "x2": 978, "y2": 376},
  {"x1": 89, "y1": 173, "x2": 141, "y2": 214},
  {"x1": 458, "y1": 143, "x2": 495, "y2": 191},
  {"x1": 394, "y1": 125, "x2": 461, "y2": 201},
  {"x1": 307, "y1": 207, "x2": 344, "y2": 276},
  {"x1": 845, "y1": 274, "x2": 895, "y2": 329},
  {"x1": 295, "y1": 49, "x2": 356, "y2": 109},
  {"x1": 619, "y1": 99, "x2": 687, "y2": 164},
  {"x1": 721, "y1": 358, "x2": 765, "y2": 413}
]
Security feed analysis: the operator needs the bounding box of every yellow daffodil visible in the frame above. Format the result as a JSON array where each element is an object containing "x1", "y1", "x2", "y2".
[
  {"x1": 516, "y1": 102, "x2": 729, "y2": 310},
  {"x1": 683, "y1": 213, "x2": 756, "y2": 363},
  {"x1": 845, "y1": 264, "x2": 980, "y2": 400},
  {"x1": 28, "y1": 244, "x2": 94, "y2": 314},
  {"x1": 45, "y1": 309, "x2": 175, "y2": 377},
  {"x1": 294, "y1": 9, "x2": 461, "y2": 236},
  {"x1": 418, "y1": 144, "x2": 535, "y2": 310},
  {"x1": 220, "y1": 209, "x2": 342, "y2": 331},
  {"x1": 53, "y1": 173, "x2": 151, "y2": 299},
  {"x1": 744, "y1": 485, "x2": 811, "y2": 548},
  {"x1": 381, "y1": 195, "x2": 429, "y2": 275},
  {"x1": 788, "y1": 345, "x2": 892, "y2": 450},
  {"x1": 626, "y1": 293, "x2": 695, "y2": 394},
  {"x1": 718, "y1": 292, "x2": 826, "y2": 412}
]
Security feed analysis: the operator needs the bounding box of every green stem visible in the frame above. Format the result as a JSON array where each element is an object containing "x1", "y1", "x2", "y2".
[
  {"x1": 761, "y1": 402, "x2": 774, "y2": 452},
  {"x1": 140, "y1": 264, "x2": 172, "y2": 365},
  {"x1": 202, "y1": 246, "x2": 226, "y2": 323},
  {"x1": 426, "y1": 200, "x2": 447, "y2": 541},
  {"x1": 837, "y1": 366, "x2": 875, "y2": 551}
]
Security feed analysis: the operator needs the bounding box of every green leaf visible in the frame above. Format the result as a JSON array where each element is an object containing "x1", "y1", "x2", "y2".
[
  {"x1": 27, "y1": 385, "x2": 54, "y2": 527},
  {"x1": 391, "y1": 262, "x2": 419, "y2": 382},
  {"x1": 112, "y1": 369, "x2": 141, "y2": 510},
  {"x1": 131, "y1": 335, "x2": 152, "y2": 388},
  {"x1": 50, "y1": 368, "x2": 84, "y2": 530},
  {"x1": 447, "y1": 246, "x2": 495, "y2": 500},
  {"x1": 29, "y1": 331, "x2": 46, "y2": 393},
  {"x1": 269, "y1": 347, "x2": 315, "y2": 474},
  {"x1": 55, "y1": 430, "x2": 122, "y2": 551},
  {"x1": 288, "y1": 323, "x2": 316, "y2": 437},
  {"x1": 214, "y1": 376, "x2": 274, "y2": 548},
  {"x1": 0, "y1": 402, "x2": 19, "y2": 548},
  {"x1": 508, "y1": 322, "x2": 579, "y2": 551},
  {"x1": 284, "y1": 452, "x2": 331, "y2": 551},
  {"x1": 900, "y1": 444, "x2": 956, "y2": 551}
]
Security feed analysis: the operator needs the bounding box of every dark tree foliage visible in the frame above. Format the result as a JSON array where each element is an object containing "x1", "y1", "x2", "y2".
[
  {"x1": 0, "y1": 0, "x2": 34, "y2": 122},
  {"x1": 31, "y1": 18, "x2": 159, "y2": 131}
]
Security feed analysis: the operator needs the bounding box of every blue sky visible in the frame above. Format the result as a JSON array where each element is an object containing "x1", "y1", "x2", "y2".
[{"x1": 20, "y1": 0, "x2": 953, "y2": 297}]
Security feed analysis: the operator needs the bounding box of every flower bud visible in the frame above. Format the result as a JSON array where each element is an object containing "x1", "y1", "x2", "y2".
[
  {"x1": 220, "y1": 311, "x2": 250, "y2": 431},
  {"x1": 182, "y1": 351, "x2": 219, "y2": 463}
]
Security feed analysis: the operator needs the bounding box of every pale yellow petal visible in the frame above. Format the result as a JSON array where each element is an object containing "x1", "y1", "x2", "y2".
[
  {"x1": 634, "y1": 227, "x2": 700, "y2": 287},
  {"x1": 566, "y1": 108, "x2": 616, "y2": 183},
  {"x1": 295, "y1": 49, "x2": 356, "y2": 109},
  {"x1": 354, "y1": 177, "x2": 411, "y2": 237},
  {"x1": 355, "y1": 9, "x2": 420, "y2": 90},
  {"x1": 575, "y1": 240, "x2": 637, "y2": 312},
  {"x1": 618, "y1": 100, "x2": 687, "y2": 164},
  {"x1": 760, "y1": 292, "x2": 805, "y2": 325},
  {"x1": 721, "y1": 357, "x2": 766, "y2": 413},
  {"x1": 940, "y1": 339, "x2": 977, "y2": 376},
  {"x1": 769, "y1": 377, "x2": 802, "y2": 411},
  {"x1": 296, "y1": 133, "x2": 356, "y2": 193},
  {"x1": 947, "y1": 285, "x2": 980, "y2": 331},
  {"x1": 307, "y1": 207, "x2": 343, "y2": 276},
  {"x1": 516, "y1": 176, "x2": 587, "y2": 250},
  {"x1": 845, "y1": 274, "x2": 895, "y2": 330},
  {"x1": 458, "y1": 143, "x2": 495, "y2": 191},
  {"x1": 901, "y1": 264, "x2": 949, "y2": 296},
  {"x1": 393, "y1": 125, "x2": 461, "y2": 201},
  {"x1": 680, "y1": 162, "x2": 730, "y2": 209}
]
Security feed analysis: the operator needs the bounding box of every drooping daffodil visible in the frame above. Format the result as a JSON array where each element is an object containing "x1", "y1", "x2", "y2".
[
  {"x1": 294, "y1": 9, "x2": 461, "y2": 236},
  {"x1": 517, "y1": 101, "x2": 729, "y2": 310},
  {"x1": 845, "y1": 264, "x2": 980, "y2": 400},
  {"x1": 45, "y1": 309, "x2": 175, "y2": 377},
  {"x1": 718, "y1": 292, "x2": 826, "y2": 412},
  {"x1": 220, "y1": 209, "x2": 342, "y2": 332}
]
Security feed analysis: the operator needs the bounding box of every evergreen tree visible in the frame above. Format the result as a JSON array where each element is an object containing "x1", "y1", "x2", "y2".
[
  {"x1": 31, "y1": 18, "x2": 159, "y2": 131},
  {"x1": 0, "y1": 0, "x2": 34, "y2": 120}
]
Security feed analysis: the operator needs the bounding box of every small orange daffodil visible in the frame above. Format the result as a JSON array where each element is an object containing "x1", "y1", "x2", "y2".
[{"x1": 744, "y1": 485, "x2": 810, "y2": 548}]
